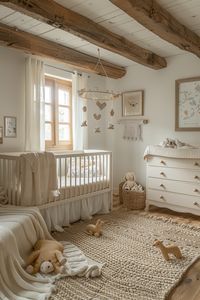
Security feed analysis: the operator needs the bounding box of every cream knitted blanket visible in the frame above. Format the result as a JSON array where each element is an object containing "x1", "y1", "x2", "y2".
[
  {"x1": 0, "y1": 205, "x2": 103, "y2": 300},
  {"x1": 0, "y1": 205, "x2": 54, "y2": 300},
  {"x1": 17, "y1": 152, "x2": 59, "y2": 206}
]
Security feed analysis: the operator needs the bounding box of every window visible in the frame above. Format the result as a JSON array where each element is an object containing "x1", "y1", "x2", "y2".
[{"x1": 44, "y1": 76, "x2": 73, "y2": 150}]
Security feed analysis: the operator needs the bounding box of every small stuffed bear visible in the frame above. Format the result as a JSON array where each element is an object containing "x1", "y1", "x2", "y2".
[
  {"x1": 122, "y1": 172, "x2": 136, "y2": 191},
  {"x1": 26, "y1": 240, "x2": 67, "y2": 275}
]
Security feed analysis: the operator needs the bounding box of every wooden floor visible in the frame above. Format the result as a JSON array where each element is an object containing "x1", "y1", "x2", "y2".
[
  {"x1": 113, "y1": 195, "x2": 200, "y2": 300},
  {"x1": 150, "y1": 206, "x2": 200, "y2": 300}
]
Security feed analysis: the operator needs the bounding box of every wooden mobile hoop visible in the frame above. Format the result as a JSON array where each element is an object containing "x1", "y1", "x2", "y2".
[{"x1": 78, "y1": 49, "x2": 121, "y2": 101}]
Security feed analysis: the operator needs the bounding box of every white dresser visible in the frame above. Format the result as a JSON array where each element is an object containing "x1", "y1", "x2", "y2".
[{"x1": 145, "y1": 147, "x2": 200, "y2": 215}]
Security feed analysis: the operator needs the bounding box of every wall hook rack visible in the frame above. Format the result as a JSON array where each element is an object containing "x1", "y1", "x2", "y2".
[{"x1": 117, "y1": 117, "x2": 149, "y2": 124}]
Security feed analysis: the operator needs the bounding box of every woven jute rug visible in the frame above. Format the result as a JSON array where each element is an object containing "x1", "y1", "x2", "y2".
[{"x1": 52, "y1": 210, "x2": 200, "y2": 300}]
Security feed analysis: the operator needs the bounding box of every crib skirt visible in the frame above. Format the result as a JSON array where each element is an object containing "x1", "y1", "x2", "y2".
[{"x1": 40, "y1": 191, "x2": 111, "y2": 231}]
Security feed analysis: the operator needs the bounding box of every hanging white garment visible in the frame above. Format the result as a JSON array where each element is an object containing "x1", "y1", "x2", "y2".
[
  {"x1": 25, "y1": 57, "x2": 45, "y2": 151},
  {"x1": 123, "y1": 122, "x2": 143, "y2": 141}
]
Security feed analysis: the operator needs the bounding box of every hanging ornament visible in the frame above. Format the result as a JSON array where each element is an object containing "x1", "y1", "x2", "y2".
[
  {"x1": 81, "y1": 120, "x2": 87, "y2": 127},
  {"x1": 82, "y1": 106, "x2": 87, "y2": 112},
  {"x1": 95, "y1": 127, "x2": 101, "y2": 133},
  {"x1": 110, "y1": 109, "x2": 114, "y2": 116},
  {"x1": 96, "y1": 101, "x2": 106, "y2": 110},
  {"x1": 93, "y1": 113, "x2": 101, "y2": 120},
  {"x1": 108, "y1": 124, "x2": 114, "y2": 130}
]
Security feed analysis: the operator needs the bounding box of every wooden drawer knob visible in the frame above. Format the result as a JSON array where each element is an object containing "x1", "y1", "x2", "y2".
[
  {"x1": 160, "y1": 184, "x2": 165, "y2": 188},
  {"x1": 160, "y1": 172, "x2": 165, "y2": 176},
  {"x1": 160, "y1": 160, "x2": 166, "y2": 165},
  {"x1": 160, "y1": 195, "x2": 164, "y2": 200},
  {"x1": 194, "y1": 162, "x2": 200, "y2": 167},
  {"x1": 194, "y1": 175, "x2": 199, "y2": 180},
  {"x1": 193, "y1": 202, "x2": 199, "y2": 206},
  {"x1": 193, "y1": 189, "x2": 199, "y2": 193}
]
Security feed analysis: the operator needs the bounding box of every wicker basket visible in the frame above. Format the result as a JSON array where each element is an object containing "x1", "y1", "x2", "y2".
[{"x1": 122, "y1": 188, "x2": 146, "y2": 210}]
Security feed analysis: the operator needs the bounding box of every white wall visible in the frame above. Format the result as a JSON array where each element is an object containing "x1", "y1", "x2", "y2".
[
  {"x1": 106, "y1": 53, "x2": 200, "y2": 190},
  {"x1": 0, "y1": 47, "x2": 25, "y2": 152}
]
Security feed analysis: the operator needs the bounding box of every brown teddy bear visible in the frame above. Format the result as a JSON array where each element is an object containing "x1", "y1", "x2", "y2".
[{"x1": 26, "y1": 240, "x2": 67, "y2": 274}]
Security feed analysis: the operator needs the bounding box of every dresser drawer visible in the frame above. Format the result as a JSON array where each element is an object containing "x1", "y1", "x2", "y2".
[
  {"x1": 147, "y1": 189, "x2": 200, "y2": 210},
  {"x1": 148, "y1": 177, "x2": 200, "y2": 197},
  {"x1": 147, "y1": 166, "x2": 200, "y2": 183},
  {"x1": 147, "y1": 157, "x2": 200, "y2": 170}
]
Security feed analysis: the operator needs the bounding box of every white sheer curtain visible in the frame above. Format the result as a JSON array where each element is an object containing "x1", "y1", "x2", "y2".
[
  {"x1": 72, "y1": 72, "x2": 88, "y2": 150},
  {"x1": 25, "y1": 57, "x2": 45, "y2": 151}
]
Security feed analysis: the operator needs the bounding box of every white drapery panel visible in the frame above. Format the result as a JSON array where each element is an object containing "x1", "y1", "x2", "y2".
[
  {"x1": 72, "y1": 72, "x2": 88, "y2": 150},
  {"x1": 25, "y1": 57, "x2": 45, "y2": 151}
]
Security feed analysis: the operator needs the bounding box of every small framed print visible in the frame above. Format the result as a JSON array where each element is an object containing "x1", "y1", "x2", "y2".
[
  {"x1": 0, "y1": 127, "x2": 3, "y2": 144},
  {"x1": 4, "y1": 116, "x2": 17, "y2": 138},
  {"x1": 122, "y1": 90, "x2": 144, "y2": 117}
]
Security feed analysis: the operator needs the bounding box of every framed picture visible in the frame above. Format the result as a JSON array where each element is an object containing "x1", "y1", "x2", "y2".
[
  {"x1": 4, "y1": 116, "x2": 17, "y2": 137},
  {"x1": 175, "y1": 77, "x2": 200, "y2": 131},
  {"x1": 122, "y1": 90, "x2": 144, "y2": 117},
  {"x1": 0, "y1": 127, "x2": 3, "y2": 144}
]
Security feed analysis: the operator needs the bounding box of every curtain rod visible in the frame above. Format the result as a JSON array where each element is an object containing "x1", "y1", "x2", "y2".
[{"x1": 44, "y1": 64, "x2": 83, "y2": 76}]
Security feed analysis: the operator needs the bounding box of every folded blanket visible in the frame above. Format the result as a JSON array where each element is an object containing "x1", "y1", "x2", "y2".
[
  {"x1": 37, "y1": 241, "x2": 104, "y2": 282},
  {"x1": 17, "y1": 152, "x2": 59, "y2": 206}
]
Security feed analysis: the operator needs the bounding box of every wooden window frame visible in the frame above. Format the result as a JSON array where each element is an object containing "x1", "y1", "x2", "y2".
[{"x1": 45, "y1": 76, "x2": 73, "y2": 150}]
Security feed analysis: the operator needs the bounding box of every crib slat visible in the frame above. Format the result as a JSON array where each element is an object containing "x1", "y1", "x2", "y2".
[
  {"x1": 84, "y1": 156, "x2": 86, "y2": 186},
  {"x1": 95, "y1": 154, "x2": 97, "y2": 191},
  {"x1": 75, "y1": 156, "x2": 77, "y2": 196},
  {"x1": 88, "y1": 155, "x2": 90, "y2": 193},
  {"x1": 59, "y1": 158, "x2": 62, "y2": 189},
  {"x1": 79, "y1": 156, "x2": 81, "y2": 187},
  {"x1": 70, "y1": 157, "x2": 72, "y2": 198}
]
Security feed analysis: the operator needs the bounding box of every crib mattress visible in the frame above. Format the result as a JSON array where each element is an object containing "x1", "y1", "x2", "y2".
[{"x1": 58, "y1": 176, "x2": 110, "y2": 200}]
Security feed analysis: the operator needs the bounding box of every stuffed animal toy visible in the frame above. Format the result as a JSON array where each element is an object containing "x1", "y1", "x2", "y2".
[
  {"x1": 26, "y1": 240, "x2": 67, "y2": 275},
  {"x1": 86, "y1": 219, "x2": 104, "y2": 237},
  {"x1": 122, "y1": 172, "x2": 136, "y2": 191},
  {"x1": 160, "y1": 138, "x2": 177, "y2": 148},
  {"x1": 153, "y1": 239, "x2": 183, "y2": 261}
]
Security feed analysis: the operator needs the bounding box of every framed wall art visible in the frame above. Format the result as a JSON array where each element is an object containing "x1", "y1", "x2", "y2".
[
  {"x1": 122, "y1": 90, "x2": 144, "y2": 117},
  {"x1": 4, "y1": 116, "x2": 17, "y2": 137},
  {"x1": 175, "y1": 77, "x2": 200, "y2": 131},
  {"x1": 0, "y1": 127, "x2": 3, "y2": 144}
]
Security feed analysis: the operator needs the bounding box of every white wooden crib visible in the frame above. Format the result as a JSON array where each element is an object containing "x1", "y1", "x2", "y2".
[{"x1": 0, "y1": 150, "x2": 112, "y2": 230}]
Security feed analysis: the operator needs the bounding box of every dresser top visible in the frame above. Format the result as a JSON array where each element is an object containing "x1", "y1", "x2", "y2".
[{"x1": 144, "y1": 145, "x2": 200, "y2": 160}]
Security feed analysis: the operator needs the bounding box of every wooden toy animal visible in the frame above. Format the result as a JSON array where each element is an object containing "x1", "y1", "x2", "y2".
[
  {"x1": 153, "y1": 239, "x2": 183, "y2": 261},
  {"x1": 86, "y1": 219, "x2": 104, "y2": 237}
]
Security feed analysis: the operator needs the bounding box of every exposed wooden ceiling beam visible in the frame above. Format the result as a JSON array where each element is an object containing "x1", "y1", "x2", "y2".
[
  {"x1": 0, "y1": 0, "x2": 166, "y2": 69},
  {"x1": 0, "y1": 23, "x2": 126, "y2": 78},
  {"x1": 109, "y1": 0, "x2": 200, "y2": 58}
]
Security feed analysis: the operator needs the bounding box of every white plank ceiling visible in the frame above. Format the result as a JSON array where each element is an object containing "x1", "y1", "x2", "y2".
[{"x1": 0, "y1": 0, "x2": 200, "y2": 68}]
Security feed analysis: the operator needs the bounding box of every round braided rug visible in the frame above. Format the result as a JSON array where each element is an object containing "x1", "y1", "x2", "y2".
[{"x1": 52, "y1": 210, "x2": 200, "y2": 300}]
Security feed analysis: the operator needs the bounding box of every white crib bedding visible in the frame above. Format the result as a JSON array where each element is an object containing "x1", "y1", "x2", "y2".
[
  {"x1": 58, "y1": 176, "x2": 109, "y2": 200},
  {"x1": 59, "y1": 175, "x2": 108, "y2": 187},
  {"x1": 0, "y1": 205, "x2": 54, "y2": 300}
]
